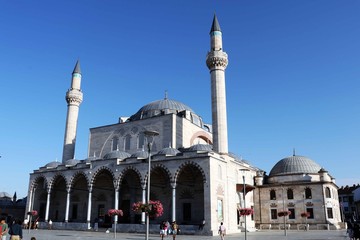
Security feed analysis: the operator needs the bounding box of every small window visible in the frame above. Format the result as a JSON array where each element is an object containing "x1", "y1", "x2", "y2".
[
  {"x1": 327, "y1": 208, "x2": 333, "y2": 219},
  {"x1": 112, "y1": 137, "x2": 118, "y2": 151},
  {"x1": 138, "y1": 132, "x2": 145, "y2": 149},
  {"x1": 288, "y1": 208, "x2": 295, "y2": 219},
  {"x1": 287, "y1": 189, "x2": 294, "y2": 199},
  {"x1": 271, "y1": 209, "x2": 278, "y2": 219},
  {"x1": 325, "y1": 187, "x2": 331, "y2": 198},
  {"x1": 125, "y1": 135, "x2": 131, "y2": 150},
  {"x1": 305, "y1": 188, "x2": 312, "y2": 199},
  {"x1": 270, "y1": 190, "x2": 276, "y2": 200},
  {"x1": 306, "y1": 208, "x2": 314, "y2": 219}
]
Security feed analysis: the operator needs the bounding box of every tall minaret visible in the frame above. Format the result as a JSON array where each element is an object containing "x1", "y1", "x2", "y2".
[
  {"x1": 62, "y1": 60, "x2": 83, "y2": 162},
  {"x1": 206, "y1": 15, "x2": 229, "y2": 154}
]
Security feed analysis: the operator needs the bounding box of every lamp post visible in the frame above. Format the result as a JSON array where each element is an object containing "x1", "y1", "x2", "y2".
[
  {"x1": 240, "y1": 169, "x2": 249, "y2": 240},
  {"x1": 144, "y1": 130, "x2": 159, "y2": 240}
]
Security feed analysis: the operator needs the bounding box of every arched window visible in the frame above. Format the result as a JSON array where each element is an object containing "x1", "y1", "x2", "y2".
[
  {"x1": 112, "y1": 137, "x2": 118, "y2": 151},
  {"x1": 305, "y1": 188, "x2": 312, "y2": 199},
  {"x1": 287, "y1": 188, "x2": 294, "y2": 199},
  {"x1": 325, "y1": 187, "x2": 331, "y2": 198},
  {"x1": 270, "y1": 189, "x2": 276, "y2": 200},
  {"x1": 138, "y1": 132, "x2": 145, "y2": 149},
  {"x1": 125, "y1": 134, "x2": 131, "y2": 150}
]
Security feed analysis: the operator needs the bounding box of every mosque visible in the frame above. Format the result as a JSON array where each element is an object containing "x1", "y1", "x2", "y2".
[{"x1": 25, "y1": 15, "x2": 342, "y2": 235}]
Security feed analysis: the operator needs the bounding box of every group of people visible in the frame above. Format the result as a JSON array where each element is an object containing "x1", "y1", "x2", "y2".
[
  {"x1": 160, "y1": 221, "x2": 179, "y2": 240},
  {"x1": 347, "y1": 219, "x2": 360, "y2": 240},
  {"x1": 0, "y1": 217, "x2": 24, "y2": 240}
]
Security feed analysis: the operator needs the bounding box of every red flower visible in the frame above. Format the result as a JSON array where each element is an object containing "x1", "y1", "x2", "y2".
[
  {"x1": 301, "y1": 212, "x2": 310, "y2": 218},
  {"x1": 132, "y1": 200, "x2": 163, "y2": 218},
  {"x1": 278, "y1": 210, "x2": 291, "y2": 217},
  {"x1": 27, "y1": 210, "x2": 38, "y2": 216},
  {"x1": 107, "y1": 209, "x2": 123, "y2": 216},
  {"x1": 238, "y1": 208, "x2": 254, "y2": 216}
]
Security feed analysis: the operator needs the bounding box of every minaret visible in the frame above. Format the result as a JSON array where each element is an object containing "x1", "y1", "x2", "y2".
[
  {"x1": 62, "y1": 60, "x2": 83, "y2": 162},
  {"x1": 206, "y1": 14, "x2": 229, "y2": 154}
]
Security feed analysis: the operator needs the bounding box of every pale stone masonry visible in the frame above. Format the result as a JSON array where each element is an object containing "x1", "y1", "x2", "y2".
[{"x1": 26, "y1": 14, "x2": 342, "y2": 236}]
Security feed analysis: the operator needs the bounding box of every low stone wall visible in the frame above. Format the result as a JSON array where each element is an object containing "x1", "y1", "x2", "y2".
[{"x1": 38, "y1": 222, "x2": 201, "y2": 235}]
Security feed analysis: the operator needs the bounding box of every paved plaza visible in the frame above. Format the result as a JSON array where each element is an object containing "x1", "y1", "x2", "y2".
[{"x1": 22, "y1": 229, "x2": 348, "y2": 240}]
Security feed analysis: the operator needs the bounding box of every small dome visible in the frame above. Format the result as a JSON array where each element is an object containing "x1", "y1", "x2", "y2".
[
  {"x1": 45, "y1": 161, "x2": 61, "y2": 169},
  {"x1": 65, "y1": 159, "x2": 80, "y2": 167},
  {"x1": 131, "y1": 150, "x2": 149, "y2": 159},
  {"x1": 186, "y1": 144, "x2": 212, "y2": 152},
  {"x1": 129, "y1": 98, "x2": 195, "y2": 121},
  {"x1": 157, "y1": 147, "x2": 181, "y2": 156},
  {"x1": 269, "y1": 155, "x2": 322, "y2": 176},
  {"x1": 103, "y1": 150, "x2": 131, "y2": 160},
  {"x1": 0, "y1": 192, "x2": 11, "y2": 199}
]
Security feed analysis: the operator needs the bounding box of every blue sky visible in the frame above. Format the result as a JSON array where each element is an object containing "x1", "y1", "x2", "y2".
[{"x1": 1, "y1": 1, "x2": 359, "y2": 198}]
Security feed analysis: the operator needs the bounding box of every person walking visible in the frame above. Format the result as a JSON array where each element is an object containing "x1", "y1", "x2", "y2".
[
  {"x1": 218, "y1": 222, "x2": 226, "y2": 240},
  {"x1": 0, "y1": 217, "x2": 8, "y2": 240},
  {"x1": 9, "y1": 219, "x2": 22, "y2": 240},
  {"x1": 159, "y1": 221, "x2": 166, "y2": 240},
  {"x1": 171, "y1": 221, "x2": 179, "y2": 240}
]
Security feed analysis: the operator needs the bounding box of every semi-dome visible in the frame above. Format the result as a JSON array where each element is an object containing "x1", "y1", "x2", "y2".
[
  {"x1": 157, "y1": 147, "x2": 181, "y2": 156},
  {"x1": 129, "y1": 98, "x2": 195, "y2": 121},
  {"x1": 0, "y1": 192, "x2": 12, "y2": 199},
  {"x1": 131, "y1": 150, "x2": 149, "y2": 159},
  {"x1": 45, "y1": 161, "x2": 61, "y2": 169},
  {"x1": 269, "y1": 155, "x2": 322, "y2": 176},
  {"x1": 185, "y1": 144, "x2": 213, "y2": 153},
  {"x1": 65, "y1": 159, "x2": 80, "y2": 167},
  {"x1": 103, "y1": 150, "x2": 131, "y2": 160}
]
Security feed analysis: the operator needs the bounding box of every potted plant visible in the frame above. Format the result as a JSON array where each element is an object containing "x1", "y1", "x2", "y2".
[
  {"x1": 107, "y1": 209, "x2": 123, "y2": 238},
  {"x1": 132, "y1": 200, "x2": 163, "y2": 218},
  {"x1": 238, "y1": 208, "x2": 254, "y2": 216},
  {"x1": 277, "y1": 210, "x2": 291, "y2": 217}
]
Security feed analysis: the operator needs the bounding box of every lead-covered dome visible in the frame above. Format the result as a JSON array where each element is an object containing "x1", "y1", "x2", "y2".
[
  {"x1": 129, "y1": 98, "x2": 194, "y2": 120},
  {"x1": 103, "y1": 150, "x2": 131, "y2": 160},
  {"x1": 269, "y1": 155, "x2": 322, "y2": 176}
]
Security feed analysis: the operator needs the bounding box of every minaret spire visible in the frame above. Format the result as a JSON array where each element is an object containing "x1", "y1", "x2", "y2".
[
  {"x1": 62, "y1": 60, "x2": 83, "y2": 162},
  {"x1": 206, "y1": 14, "x2": 229, "y2": 154}
]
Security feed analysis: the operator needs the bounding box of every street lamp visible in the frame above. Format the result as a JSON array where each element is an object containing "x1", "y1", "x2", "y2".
[
  {"x1": 144, "y1": 130, "x2": 159, "y2": 240},
  {"x1": 239, "y1": 169, "x2": 250, "y2": 240}
]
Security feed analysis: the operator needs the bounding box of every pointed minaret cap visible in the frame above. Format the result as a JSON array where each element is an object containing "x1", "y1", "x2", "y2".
[
  {"x1": 210, "y1": 14, "x2": 221, "y2": 33},
  {"x1": 72, "y1": 60, "x2": 81, "y2": 74}
]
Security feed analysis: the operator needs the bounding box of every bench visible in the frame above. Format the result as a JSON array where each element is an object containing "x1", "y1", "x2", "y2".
[
  {"x1": 259, "y1": 224, "x2": 272, "y2": 230},
  {"x1": 317, "y1": 224, "x2": 329, "y2": 230},
  {"x1": 278, "y1": 224, "x2": 291, "y2": 230},
  {"x1": 297, "y1": 224, "x2": 309, "y2": 231}
]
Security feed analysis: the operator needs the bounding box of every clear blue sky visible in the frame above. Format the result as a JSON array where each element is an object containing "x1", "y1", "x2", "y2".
[{"x1": 1, "y1": 1, "x2": 359, "y2": 198}]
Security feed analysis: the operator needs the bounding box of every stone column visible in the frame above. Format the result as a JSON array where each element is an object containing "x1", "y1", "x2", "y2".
[
  {"x1": 45, "y1": 187, "x2": 51, "y2": 222},
  {"x1": 114, "y1": 186, "x2": 119, "y2": 224},
  {"x1": 171, "y1": 182, "x2": 177, "y2": 222},
  {"x1": 86, "y1": 184, "x2": 93, "y2": 229},
  {"x1": 141, "y1": 183, "x2": 146, "y2": 224},
  {"x1": 65, "y1": 185, "x2": 71, "y2": 222}
]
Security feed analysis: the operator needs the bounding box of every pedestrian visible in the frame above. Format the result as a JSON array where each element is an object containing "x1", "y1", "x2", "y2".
[
  {"x1": 22, "y1": 219, "x2": 28, "y2": 229},
  {"x1": 48, "y1": 219, "x2": 53, "y2": 230},
  {"x1": 160, "y1": 221, "x2": 166, "y2": 240},
  {"x1": 170, "y1": 221, "x2": 179, "y2": 240},
  {"x1": 0, "y1": 217, "x2": 9, "y2": 240},
  {"x1": 218, "y1": 222, "x2": 226, "y2": 240},
  {"x1": 9, "y1": 219, "x2": 22, "y2": 240},
  {"x1": 199, "y1": 219, "x2": 205, "y2": 230}
]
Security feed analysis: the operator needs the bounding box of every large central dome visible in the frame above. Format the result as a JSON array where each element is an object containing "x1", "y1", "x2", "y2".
[
  {"x1": 269, "y1": 155, "x2": 322, "y2": 176},
  {"x1": 129, "y1": 98, "x2": 195, "y2": 121}
]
